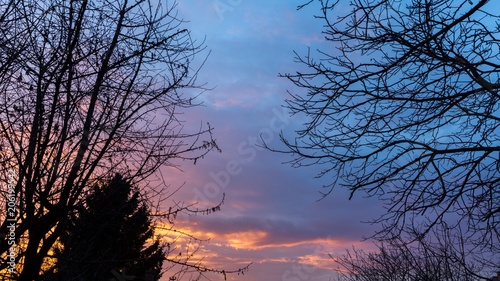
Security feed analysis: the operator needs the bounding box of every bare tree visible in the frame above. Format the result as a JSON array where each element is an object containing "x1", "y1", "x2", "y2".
[
  {"x1": 0, "y1": 0, "x2": 250, "y2": 280},
  {"x1": 332, "y1": 230, "x2": 487, "y2": 281},
  {"x1": 271, "y1": 0, "x2": 500, "y2": 258}
]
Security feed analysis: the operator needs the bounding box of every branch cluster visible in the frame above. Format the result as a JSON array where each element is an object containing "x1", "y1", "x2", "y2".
[{"x1": 279, "y1": 0, "x2": 500, "y2": 253}]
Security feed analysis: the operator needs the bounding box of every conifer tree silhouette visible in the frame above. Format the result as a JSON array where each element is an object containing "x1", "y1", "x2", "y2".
[{"x1": 49, "y1": 174, "x2": 165, "y2": 281}]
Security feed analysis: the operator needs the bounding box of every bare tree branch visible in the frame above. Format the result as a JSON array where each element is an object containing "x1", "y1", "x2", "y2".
[{"x1": 271, "y1": 0, "x2": 500, "y2": 269}]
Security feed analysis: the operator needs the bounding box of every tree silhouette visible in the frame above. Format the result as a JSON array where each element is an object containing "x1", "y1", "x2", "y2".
[
  {"x1": 0, "y1": 0, "x2": 252, "y2": 279},
  {"x1": 333, "y1": 231, "x2": 485, "y2": 281},
  {"x1": 270, "y1": 0, "x2": 500, "y2": 274},
  {"x1": 46, "y1": 174, "x2": 165, "y2": 281}
]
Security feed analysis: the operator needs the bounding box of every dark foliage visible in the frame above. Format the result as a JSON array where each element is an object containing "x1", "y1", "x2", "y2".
[{"x1": 46, "y1": 174, "x2": 164, "y2": 281}]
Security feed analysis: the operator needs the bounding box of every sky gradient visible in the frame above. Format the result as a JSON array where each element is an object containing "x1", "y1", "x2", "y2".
[{"x1": 159, "y1": 1, "x2": 386, "y2": 280}]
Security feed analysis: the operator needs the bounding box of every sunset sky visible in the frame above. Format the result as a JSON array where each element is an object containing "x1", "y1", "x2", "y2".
[{"x1": 160, "y1": 1, "x2": 386, "y2": 280}]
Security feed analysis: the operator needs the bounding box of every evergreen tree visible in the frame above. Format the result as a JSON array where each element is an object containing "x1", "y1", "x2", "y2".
[{"x1": 49, "y1": 174, "x2": 165, "y2": 281}]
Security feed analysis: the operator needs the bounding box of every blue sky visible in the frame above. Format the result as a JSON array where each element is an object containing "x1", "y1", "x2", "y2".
[{"x1": 158, "y1": 1, "x2": 387, "y2": 280}]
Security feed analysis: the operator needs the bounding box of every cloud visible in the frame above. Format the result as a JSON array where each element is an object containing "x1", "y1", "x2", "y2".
[{"x1": 153, "y1": 1, "x2": 387, "y2": 280}]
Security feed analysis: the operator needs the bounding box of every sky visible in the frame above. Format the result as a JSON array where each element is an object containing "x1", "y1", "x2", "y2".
[{"x1": 156, "y1": 1, "x2": 386, "y2": 280}]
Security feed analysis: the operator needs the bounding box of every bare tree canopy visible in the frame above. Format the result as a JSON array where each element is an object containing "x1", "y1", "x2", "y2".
[
  {"x1": 274, "y1": 0, "x2": 500, "y2": 254},
  {"x1": 333, "y1": 228, "x2": 487, "y2": 281},
  {"x1": 0, "y1": 0, "x2": 246, "y2": 280}
]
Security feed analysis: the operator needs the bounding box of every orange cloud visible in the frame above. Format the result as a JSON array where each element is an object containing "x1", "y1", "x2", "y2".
[{"x1": 220, "y1": 231, "x2": 268, "y2": 249}]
